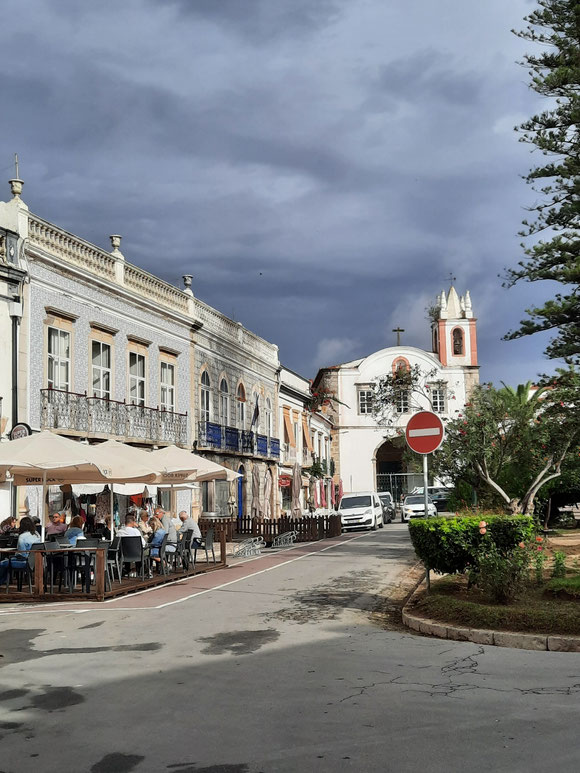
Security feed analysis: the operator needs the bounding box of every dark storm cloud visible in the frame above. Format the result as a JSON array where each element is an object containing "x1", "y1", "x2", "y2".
[
  {"x1": 163, "y1": 0, "x2": 343, "y2": 41},
  {"x1": 377, "y1": 50, "x2": 485, "y2": 107},
  {"x1": 0, "y1": 0, "x2": 555, "y2": 387}
]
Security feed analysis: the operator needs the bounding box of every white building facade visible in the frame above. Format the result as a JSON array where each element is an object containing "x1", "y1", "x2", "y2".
[
  {"x1": 0, "y1": 178, "x2": 282, "y2": 521},
  {"x1": 278, "y1": 367, "x2": 333, "y2": 515},
  {"x1": 313, "y1": 286, "x2": 479, "y2": 501}
]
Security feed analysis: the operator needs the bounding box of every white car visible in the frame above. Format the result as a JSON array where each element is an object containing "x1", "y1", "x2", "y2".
[
  {"x1": 339, "y1": 492, "x2": 384, "y2": 531},
  {"x1": 401, "y1": 494, "x2": 437, "y2": 522}
]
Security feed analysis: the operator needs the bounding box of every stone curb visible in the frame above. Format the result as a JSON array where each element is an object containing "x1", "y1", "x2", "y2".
[{"x1": 401, "y1": 598, "x2": 580, "y2": 652}]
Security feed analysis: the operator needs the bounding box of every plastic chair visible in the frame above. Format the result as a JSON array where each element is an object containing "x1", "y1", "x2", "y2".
[
  {"x1": 193, "y1": 528, "x2": 216, "y2": 567},
  {"x1": 156, "y1": 534, "x2": 170, "y2": 576},
  {"x1": 107, "y1": 537, "x2": 122, "y2": 587},
  {"x1": 120, "y1": 536, "x2": 148, "y2": 580},
  {"x1": 9, "y1": 543, "x2": 45, "y2": 593},
  {"x1": 177, "y1": 530, "x2": 194, "y2": 571}
]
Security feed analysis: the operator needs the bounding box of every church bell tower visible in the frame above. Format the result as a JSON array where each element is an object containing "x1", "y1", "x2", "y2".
[{"x1": 432, "y1": 286, "x2": 478, "y2": 370}]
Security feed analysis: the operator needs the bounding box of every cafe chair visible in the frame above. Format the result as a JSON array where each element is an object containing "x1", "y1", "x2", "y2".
[
  {"x1": 120, "y1": 536, "x2": 148, "y2": 581},
  {"x1": 193, "y1": 527, "x2": 216, "y2": 568}
]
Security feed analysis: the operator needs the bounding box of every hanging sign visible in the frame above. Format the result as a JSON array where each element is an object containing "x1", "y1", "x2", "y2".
[{"x1": 278, "y1": 474, "x2": 292, "y2": 488}]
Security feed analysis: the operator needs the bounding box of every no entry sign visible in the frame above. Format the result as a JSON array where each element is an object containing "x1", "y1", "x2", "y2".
[{"x1": 405, "y1": 411, "x2": 445, "y2": 455}]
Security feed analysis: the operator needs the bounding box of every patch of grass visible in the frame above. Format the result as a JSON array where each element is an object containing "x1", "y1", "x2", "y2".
[
  {"x1": 545, "y1": 576, "x2": 580, "y2": 600},
  {"x1": 413, "y1": 576, "x2": 580, "y2": 636}
]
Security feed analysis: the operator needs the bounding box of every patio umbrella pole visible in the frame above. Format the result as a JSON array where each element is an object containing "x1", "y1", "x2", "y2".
[
  {"x1": 41, "y1": 469, "x2": 47, "y2": 541},
  {"x1": 110, "y1": 485, "x2": 115, "y2": 539}
]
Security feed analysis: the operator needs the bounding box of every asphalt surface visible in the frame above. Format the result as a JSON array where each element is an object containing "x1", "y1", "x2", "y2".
[{"x1": 1, "y1": 523, "x2": 579, "y2": 773}]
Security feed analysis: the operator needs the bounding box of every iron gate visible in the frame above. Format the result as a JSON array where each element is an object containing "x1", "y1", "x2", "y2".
[{"x1": 376, "y1": 473, "x2": 424, "y2": 504}]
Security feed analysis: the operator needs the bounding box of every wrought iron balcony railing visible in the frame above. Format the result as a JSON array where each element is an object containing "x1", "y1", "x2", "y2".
[
  {"x1": 41, "y1": 389, "x2": 188, "y2": 446},
  {"x1": 197, "y1": 421, "x2": 280, "y2": 459}
]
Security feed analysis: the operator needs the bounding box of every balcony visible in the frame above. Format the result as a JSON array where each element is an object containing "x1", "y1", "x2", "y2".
[
  {"x1": 40, "y1": 389, "x2": 188, "y2": 446},
  {"x1": 197, "y1": 421, "x2": 280, "y2": 459}
]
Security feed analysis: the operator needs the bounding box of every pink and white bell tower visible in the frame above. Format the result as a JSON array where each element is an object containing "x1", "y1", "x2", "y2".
[{"x1": 432, "y1": 286, "x2": 478, "y2": 369}]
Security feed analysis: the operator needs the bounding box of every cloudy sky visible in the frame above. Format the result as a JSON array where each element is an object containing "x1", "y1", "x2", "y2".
[{"x1": 1, "y1": 0, "x2": 560, "y2": 385}]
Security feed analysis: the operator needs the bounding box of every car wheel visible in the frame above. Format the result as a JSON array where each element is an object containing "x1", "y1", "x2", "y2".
[
  {"x1": 372, "y1": 515, "x2": 378, "y2": 531},
  {"x1": 379, "y1": 516, "x2": 384, "y2": 529},
  {"x1": 401, "y1": 514, "x2": 405, "y2": 523}
]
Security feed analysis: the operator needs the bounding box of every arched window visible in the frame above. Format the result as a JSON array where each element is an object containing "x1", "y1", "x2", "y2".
[
  {"x1": 200, "y1": 370, "x2": 211, "y2": 423},
  {"x1": 237, "y1": 383, "x2": 246, "y2": 428},
  {"x1": 452, "y1": 328, "x2": 464, "y2": 356},
  {"x1": 265, "y1": 397, "x2": 272, "y2": 437},
  {"x1": 219, "y1": 378, "x2": 229, "y2": 426}
]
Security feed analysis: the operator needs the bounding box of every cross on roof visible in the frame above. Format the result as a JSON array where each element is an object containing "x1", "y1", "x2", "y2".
[{"x1": 392, "y1": 327, "x2": 405, "y2": 346}]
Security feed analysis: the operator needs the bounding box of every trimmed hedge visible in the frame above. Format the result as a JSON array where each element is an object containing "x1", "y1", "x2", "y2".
[{"x1": 408, "y1": 515, "x2": 535, "y2": 575}]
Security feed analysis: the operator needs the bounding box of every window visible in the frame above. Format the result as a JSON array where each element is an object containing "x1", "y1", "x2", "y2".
[
  {"x1": 430, "y1": 384, "x2": 446, "y2": 414},
  {"x1": 160, "y1": 361, "x2": 175, "y2": 411},
  {"x1": 265, "y1": 398, "x2": 272, "y2": 437},
  {"x1": 129, "y1": 352, "x2": 146, "y2": 406},
  {"x1": 47, "y1": 328, "x2": 71, "y2": 391},
  {"x1": 200, "y1": 370, "x2": 211, "y2": 423},
  {"x1": 453, "y1": 328, "x2": 464, "y2": 355},
  {"x1": 237, "y1": 383, "x2": 246, "y2": 428},
  {"x1": 219, "y1": 378, "x2": 229, "y2": 426},
  {"x1": 91, "y1": 341, "x2": 111, "y2": 399},
  {"x1": 395, "y1": 389, "x2": 409, "y2": 414},
  {"x1": 358, "y1": 389, "x2": 373, "y2": 414}
]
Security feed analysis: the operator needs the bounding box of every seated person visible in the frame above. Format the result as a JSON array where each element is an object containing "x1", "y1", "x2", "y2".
[
  {"x1": 117, "y1": 514, "x2": 147, "y2": 546},
  {"x1": 0, "y1": 516, "x2": 41, "y2": 585},
  {"x1": 178, "y1": 511, "x2": 202, "y2": 547},
  {"x1": 138, "y1": 510, "x2": 153, "y2": 539},
  {"x1": 102, "y1": 516, "x2": 112, "y2": 541},
  {"x1": 147, "y1": 517, "x2": 167, "y2": 571},
  {"x1": 64, "y1": 516, "x2": 86, "y2": 546},
  {"x1": 0, "y1": 516, "x2": 16, "y2": 535},
  {"x1": 155, "y1": 508, "x2": 177, "y2": 554},
  {"x1": 46, "y1": 512, "x2": 67, "y2": 536}
]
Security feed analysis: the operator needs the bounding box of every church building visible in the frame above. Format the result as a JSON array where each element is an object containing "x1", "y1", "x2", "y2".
[{"x1": 312, "y1": 286, "x2": 479, "y2": 500}]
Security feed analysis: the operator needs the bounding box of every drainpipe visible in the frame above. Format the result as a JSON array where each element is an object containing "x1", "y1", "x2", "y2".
[{"x1": 9, "y1": 297, "x2": 22, "y2": 518}]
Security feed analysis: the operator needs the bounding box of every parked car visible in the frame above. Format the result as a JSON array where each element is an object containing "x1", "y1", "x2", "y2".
[
  {"x1": 339, "y1": 492, "x2": 384, "y2": 531},
  {"x1": 410, "y1": 486, "x2": 452, "y2": 512},
  {"x1": 378, "y1": 491, "x2": 395, "y2": 524},
  {"x1": 401, "y1": 494, "x2": 437, "y2": 522}
]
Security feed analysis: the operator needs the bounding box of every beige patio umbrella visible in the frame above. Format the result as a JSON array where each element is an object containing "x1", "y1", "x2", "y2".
[
  {"x1": 251, "y1": 465, "x2": 262, "y2": 518},
  {"x1": 263, "y1": 469, "x2": 272, "y2": 519},
  {"x1": 150, "y1": 445, "x2": 240, "y2": 482},
  {"x1": 291, "y1": 462, "x2": 302, "y2": 518},
  {"x1": 0, "y1": 430, "x2": 117, "y2": 537}
]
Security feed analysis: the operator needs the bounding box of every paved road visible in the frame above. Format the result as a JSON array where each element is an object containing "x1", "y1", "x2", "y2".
[{"x1": 1, "y1": 524, "x2": 580, "y2": 773}]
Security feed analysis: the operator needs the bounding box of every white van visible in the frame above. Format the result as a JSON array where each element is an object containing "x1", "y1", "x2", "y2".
[{"x1": 339, "y1": 492, "x2": 384, "y2": 531}]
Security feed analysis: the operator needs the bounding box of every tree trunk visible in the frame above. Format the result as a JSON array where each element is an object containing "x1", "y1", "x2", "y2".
[{"x1": 543, "y1": 497, "x2": 552, "y2": 530}]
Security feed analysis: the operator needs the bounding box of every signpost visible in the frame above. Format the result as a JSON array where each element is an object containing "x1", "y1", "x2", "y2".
[{"x1": 405, "y1": 411, "x2": 445, "y2": 591}]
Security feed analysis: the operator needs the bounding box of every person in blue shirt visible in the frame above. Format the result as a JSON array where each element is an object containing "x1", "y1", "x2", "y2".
[
  {"x1": 64, "y1": 516, "x2": 85, "y2": 546},
  {"x1": 0, "y1": 516, "x2": 41, "y2": 586},
  {"x1": 148, "y1": 517, "x2": 167, "y2": 573}
]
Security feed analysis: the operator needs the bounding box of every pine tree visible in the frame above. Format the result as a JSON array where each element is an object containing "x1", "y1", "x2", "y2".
[{"x1": 504, "y1": 0, "x2": 580, "y2": 363}]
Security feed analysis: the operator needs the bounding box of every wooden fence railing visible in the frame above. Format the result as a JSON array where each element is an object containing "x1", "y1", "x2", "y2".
[{"x1": 234, "y1": 514, "x2": 341, "y2": 542}]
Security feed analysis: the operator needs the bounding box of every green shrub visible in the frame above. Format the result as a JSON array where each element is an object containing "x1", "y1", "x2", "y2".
[
  {"x1": 408, "y1": 515, "x2": 535, "y2": 575},
  {"x1": 533, "y1": 549, "x2": 546, "y2": 584},
  {"x1": 551, "y1": 551, "x2": 567, "y2": 579},
  {"x1": 473, "y1": 543, "x2": 530, "y2": 604}
]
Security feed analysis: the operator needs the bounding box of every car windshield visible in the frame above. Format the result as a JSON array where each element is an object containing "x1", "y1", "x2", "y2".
[
  {"x1": 341, "y1": 496, "x2": 371, "y2": 509},
  {"x1": 379, "y1": 494, "x2": 392, "y2": 502},
  {"x1": 405, "y1": 496, "x2": 432, "y2": 505}
]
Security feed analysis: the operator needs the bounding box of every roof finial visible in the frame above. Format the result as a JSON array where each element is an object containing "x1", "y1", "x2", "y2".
[
  {"x1": 109, "y1": 234, "x2": 124, "y2": 259},
  {"x1": 9, "y1": 153, "x2": 24, "y2": 199}
]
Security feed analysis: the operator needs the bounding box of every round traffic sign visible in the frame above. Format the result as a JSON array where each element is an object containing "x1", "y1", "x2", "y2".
[{"x1": 405, "y1": 411, "x2": 445, "y2": 455}]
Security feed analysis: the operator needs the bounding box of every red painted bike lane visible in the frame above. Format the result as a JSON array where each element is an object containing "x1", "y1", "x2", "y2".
[{"x1": 0, "y1": 532, "x2": 364, "y2": 615}]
